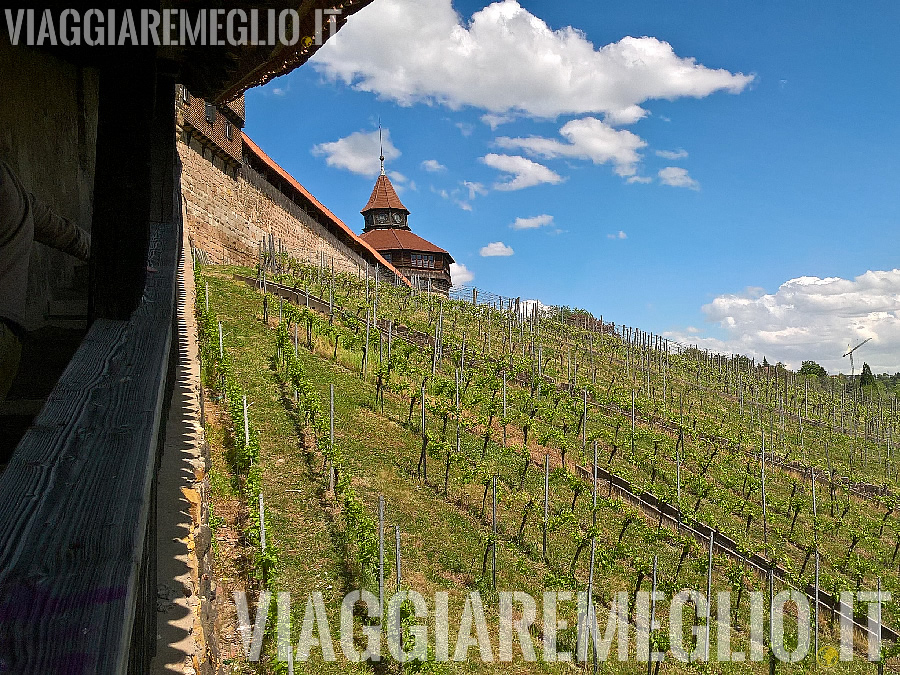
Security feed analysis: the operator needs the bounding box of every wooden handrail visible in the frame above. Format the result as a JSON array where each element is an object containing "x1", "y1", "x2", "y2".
[{"x1": 0, "y1": 211, "x2": 180, "y2": 671}]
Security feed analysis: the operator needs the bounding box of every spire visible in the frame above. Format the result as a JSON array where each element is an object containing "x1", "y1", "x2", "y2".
[
  {"x1": 360, "y1": 173, "x2": 409, "y2": 213},
  {"x1": 378, "y1": 121, "x2": 385, "y2": 176}
]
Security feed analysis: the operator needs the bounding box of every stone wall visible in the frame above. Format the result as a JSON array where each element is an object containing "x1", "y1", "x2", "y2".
[
  {"x1": 178, "y1": 137, "x2": 374, "y2": 276},
  {"x1": 0, "y1": 35, "x2": 98, "y2": 329}
]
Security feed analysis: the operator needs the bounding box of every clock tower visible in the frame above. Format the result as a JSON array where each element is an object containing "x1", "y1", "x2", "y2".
[
  {"x1": 358, "y1": 152, "x2": 455, "y2": 295},
  {"x1": 361, "y1": 154, "x2": 410, "y2": 232}
]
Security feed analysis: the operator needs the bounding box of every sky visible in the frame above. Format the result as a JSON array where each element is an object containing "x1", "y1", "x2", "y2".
[{"x1": 244, "y1": 0, "x2": 900, "y2": 374}]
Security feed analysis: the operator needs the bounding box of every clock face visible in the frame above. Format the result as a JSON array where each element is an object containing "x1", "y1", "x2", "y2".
[{"x1": 392, "y1": 212, "x2": 403, "y2": 224}]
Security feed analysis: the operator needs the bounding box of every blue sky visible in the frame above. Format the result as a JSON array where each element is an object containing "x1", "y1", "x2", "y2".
[{"x1": 244, "y1": 0, "x2": 900, "y2": 373}]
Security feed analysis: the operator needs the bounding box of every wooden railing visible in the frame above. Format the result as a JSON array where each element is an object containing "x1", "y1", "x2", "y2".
[{"x1": 0, "y1": 211, "x2": 181, "y2": 671}]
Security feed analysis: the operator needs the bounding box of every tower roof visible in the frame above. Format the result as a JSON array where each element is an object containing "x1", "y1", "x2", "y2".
[
  {"x1": 360, "y1": 228, "x2": 453, "y2": 263},
  {"x1": 361, "y1": 174, "x2": 409, "y2": 214}
]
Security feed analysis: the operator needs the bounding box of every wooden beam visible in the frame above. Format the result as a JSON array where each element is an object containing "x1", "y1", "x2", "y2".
[
  {"x1": 89, "y1": 50, "x2": 156, "y2": 321},
  {"x1": 0, "y1": 212, "x2": 179, "y2": 672}
]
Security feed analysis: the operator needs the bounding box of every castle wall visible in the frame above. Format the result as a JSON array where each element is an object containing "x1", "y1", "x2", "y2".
[{"x1": 178, "y1": 137, "x2": 376, "y2": 276}]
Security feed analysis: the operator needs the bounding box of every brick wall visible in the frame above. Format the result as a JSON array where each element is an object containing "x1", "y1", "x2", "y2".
[
  {"x1": 180, "y1": 90, "x2": 243, "y2": 164},
  {"x1": 178, "y1": 138, "x2": 375, "y2": 276}
]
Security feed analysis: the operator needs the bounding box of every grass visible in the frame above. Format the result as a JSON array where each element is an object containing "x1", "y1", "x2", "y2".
[{"x1": 200, "y1": 266, "x2": 888, "y2": 674}]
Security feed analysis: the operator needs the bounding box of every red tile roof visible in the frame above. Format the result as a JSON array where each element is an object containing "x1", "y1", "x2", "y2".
[
  {"x1": 241, "y1": 133, "x2": 410, "y2": 285},
  {"x1": 361, "y1": 174, "x2": 409, "y2": 213},
  {"x1": 360, "y1": 228, "x2": 454, "y2": 263}
]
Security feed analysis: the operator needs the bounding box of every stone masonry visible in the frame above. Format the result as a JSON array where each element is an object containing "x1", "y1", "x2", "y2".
[{"x1": 178, "y1": 138, "x2": 376, "y2": 275}]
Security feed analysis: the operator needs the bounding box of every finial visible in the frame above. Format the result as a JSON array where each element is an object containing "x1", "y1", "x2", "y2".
[{"x1": 378, "y1": 120, "x2": 385, "y2": 175}]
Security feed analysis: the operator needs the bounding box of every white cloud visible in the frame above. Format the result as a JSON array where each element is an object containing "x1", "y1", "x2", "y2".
[
  {"x1": 656, "y1": 148, "x2": 688, "y2": 160},
  {"x1": 313, "y1": 0, "x2": 753, "y2": 122},
  {"x1": 433, "y1": 182, "x2": 477, "y2": 209},
  {"x1": 482, "y1": 113, "x2": 516, "y2": 129},
  {"x1": 421, "y1": 159, "x2": 447, "y2": 172},
  {"x1": 455, "y1": 122, "x2": 474, "y2": 136},
  {"x1": 481, "y1": 153, "x2": 564, "y2": 191},
  {"x1": 312, "y1": 128, "x2": 401, "y2": 177},
  {"x1": 511, "y1": 214, "x2": 554, "y2": 230},
  {"x1": 664, "y1": 269, "x2": 900, "y2": 372},
  {"x1": 627, "y1": 175, "x2": 653, "y2": 184},
  {"x1": 607, "y1": 230, "x2": 627, "y2": 240},
  {"x1": 462, "y1": 180, "x2": 487, "y2": 199},
  {"x1": 658, "y1": 166, "x2": 699, "y2": 190},
  {"x1": 480, "y1": 241, "x2": 515, "y2": 257},
  {"x1": 272, "y1": 85, "x2": 289, "y2": 97},
  {"x1": 388, "y1": 171, "x2": 412, "y2": 193},
  {"x1": 450, "y1": 262, "x2": 474, "y2": 285},
  {"x1": 496, "y1": 117, "x2": 646, "y2": 177}
]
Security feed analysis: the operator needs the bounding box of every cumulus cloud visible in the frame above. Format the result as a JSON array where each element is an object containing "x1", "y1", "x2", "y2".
[
  {"x1": 658, "y1": 166, "x2": 699, "y2": 190},
  {"x1": 627, "y1": 175, "x2": 653, "y2": 184},
  {"x1": 312, "y1": 128, "x2": 400, "y2": 177},
  {"x1": 481, "y1": 153, "x2": 564, "y2": 190},
  {"x1": 450, "y1": 262, "x2": 474, "y2": 285},
  {"x1": 313, "y1": 0, "x2": 754, "y2": 122},
  {"x1": 664, "y1": 269, "x2": 900, "y2": 372},
  {"x1": 421, "y1": 159, "x2": 446, "y2": 172},
  {"x1": 607, "y1": 230, "x2": 627, "y2": 240},
  {"x1": 496, "y1": 117, "x2": 646, "y2": 177},
  {"x1": 511, "y1": 214, "x2": 554, "y2": 230},
  {"x1": 480, "y1": 241, "x2": 515, "y2": 257},
  {"x1": 656, "y1": 148, "x2": 688, "y2": 160}
]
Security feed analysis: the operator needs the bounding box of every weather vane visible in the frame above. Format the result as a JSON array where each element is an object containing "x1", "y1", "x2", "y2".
[{"x1": 378, "y1": 119, "x2": 385, "y2": 176}]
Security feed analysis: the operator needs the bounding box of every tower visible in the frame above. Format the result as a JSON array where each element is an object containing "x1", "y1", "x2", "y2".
[{"x1": 358, "y1": 151, "x2": 455, "y2": 295}]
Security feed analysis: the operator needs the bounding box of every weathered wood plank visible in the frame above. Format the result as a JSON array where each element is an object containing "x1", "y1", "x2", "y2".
[{"x1": 0, "y1": 211, "x2": 179, "y2": 672}]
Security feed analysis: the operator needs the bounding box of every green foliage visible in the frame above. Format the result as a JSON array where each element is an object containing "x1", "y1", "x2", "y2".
[
  {"x1": 860, "y1": 362, "x2": 876, "y2": 388},
  {"x1": 799, "y1": 360, "x2": 827, "y2": 378}
]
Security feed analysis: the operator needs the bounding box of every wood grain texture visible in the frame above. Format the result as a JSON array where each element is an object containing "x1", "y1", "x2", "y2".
[{"x1": 0, "y1": 211, "x2": 179, "y2": 672}]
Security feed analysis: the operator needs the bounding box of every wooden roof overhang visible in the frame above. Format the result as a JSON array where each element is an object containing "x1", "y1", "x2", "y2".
[
  {"x1": 360, "y1": 228, "x2": 456, "y2": 264},
  {"x1": 26, "y1": 0, "x2": 375, "y2": 104}
]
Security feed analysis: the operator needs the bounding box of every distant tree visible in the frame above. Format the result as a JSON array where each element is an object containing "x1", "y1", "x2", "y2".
[
  {"x1": 762, "y1": 357, "x2": 770, "y2": 367},
  {"x1": 799, "y1": 360, "x2": 827, "y2": 378},
  {"x1": 860, "y1": 362, "x2": 876, "y2": 388}
]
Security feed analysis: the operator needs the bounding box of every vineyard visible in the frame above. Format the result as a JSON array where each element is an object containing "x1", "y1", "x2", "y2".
[{"x1": 194, "y1": 256, "x2": 900, "y2": 674}]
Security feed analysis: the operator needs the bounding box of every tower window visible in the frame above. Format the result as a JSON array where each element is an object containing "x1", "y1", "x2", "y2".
[
  {"x1": 225, "y1": 120, "x2": 233, "y2": 140},
  {"x1": 181, "y1": 86, "x2": 190, "y2": 104},
  {"x1": 411, "y1": 254, "x2": 435, "y2": 269},
  {"x1": 205, "y1": 102, "x2": 216, "y2": 123}
]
